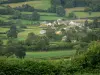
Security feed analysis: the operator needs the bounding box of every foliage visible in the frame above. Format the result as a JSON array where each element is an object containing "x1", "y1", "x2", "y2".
[
  {"x1": 12, "y1": 10, "x2": 21, "y2": 19},
  {"x1": 84, "y1": 7, "x2": 92, "y2": 12},
  {"x1": 31, "y1": 11, "x2": 40, "y2": 21},
  {"x1": 46, "y1": 27, "x2": 56, "y2": 40},
  {"x1": 35, "y1": 36, "x2": 49, "y2": 50},
  {"x1": 0, "y1": 40, "x2": 3, "y2": 56},
  {"x1": 0, "y1": 42, "x2": 100, "y2": 74},
  {"x1": 5, "y1": 40, "x2": 26, "y2": 58},
  {"x1": 56, "y1": 6, "x2": 66, "y2": 17},
  {"x1": 15, "y1": 4, "x2": 34, "y2": 12},
  {"x1": 49, "y1": 42, "x2": 76, "y2": 50},
  {"x1": 73, "y1": 41, "x2": 100, "y2": 70},
  {"x1": 68, "y1": 12, "x2": 76, "y2": 18},
  {"x1": 8, "y1": 0, "x2": 26, "y2": 3},
  {"x1": 25, "y1": 32, "x2": 37, "y2": 45},
  {"x1": 0, "y1": 5, "x2": 15, "y2": 15},
  {"x1": 14, "y1": 43, "x2": 26, "y2": 59},
  {"x1": 7, "y1": 25, "x2": 18, "y2": 38}
]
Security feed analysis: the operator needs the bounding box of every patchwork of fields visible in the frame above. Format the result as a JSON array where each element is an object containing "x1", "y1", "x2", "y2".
[
  {"x1": 0, "y1": 0, "x2": 100, "y2": 59},
  {"x1": 3, "y1": 0, "x2": 51, "y2": 10}
]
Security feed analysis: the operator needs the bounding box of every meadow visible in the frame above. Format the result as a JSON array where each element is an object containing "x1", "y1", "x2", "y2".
[
  {"x1": 0, "y1": 26, "x2": 42, "y2": 40},
  {"x1": 26, "y1": 50, "x2": 76, "y2": 59},
  {"x1": 3, "y1": 0, "x2": 51, "y2": 10},
  {"x1": 21, "y1": 11, "x2": 65, "y2": 21},
  {"x1": 74, "y1": 12, "x2": 100, "y2": 18},
  {"x1": 18, "y1": 26, "x2": 42, "y2": 40},
  {"x1": 65, "y1": 7, "x2": 85, "y2": 14},
  {"x1": 65, "y1": 7, "x2": 100, "y2": 18}
]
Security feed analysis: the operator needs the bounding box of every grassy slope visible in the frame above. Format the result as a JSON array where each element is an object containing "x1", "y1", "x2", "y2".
[
  {"x1": 18, "y1": 26, "x2": 42, "y2": 40},
  {"x1": 21, "y1": 11, "x2": 64, "y2": 21},
  {"x1": 74, "y1": 12, "x2": 100, "y2": 18},
  {"x1": 0, "y1": 26, "x2": 42, "y2": 42},
  {"x1": 26, "y1": 50, "x2": 76, "y2": 59},
  {"x1": 65, "y1": 7, "x2": 85, "y2": 14},
  {"x1": 3, "y1": 0, "x2": 51, "y2": 10},
  {"x1": 0, "y1": 27, "x2": 9, "y2": 32},
  {"x1": 66, "y1": 7, "x2": 100, "y2": 18}
]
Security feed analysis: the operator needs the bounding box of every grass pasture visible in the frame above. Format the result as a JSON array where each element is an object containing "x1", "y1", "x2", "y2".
[
  {"x1": 65, "y1": 7, "x2": 100, "y2": 18},
  {"x1": 40, "y1": 15, "x2": 64, "y2": 21},
  {"x1": 18, "y1": 26, "x2": 42, "y2": 40},
  {"x1": 74, "y1": 12, "x2": 100, "y2": 18},
  {"x1": 0, "y1": 26, "x2": 42, "y2": 41},
  {"x1": 66, "y1": 7, "x2": 85, "y2": 14},
  {"x1": 21, "y1": 12, "x2": 57, "y2": 16},
  {"x1": 0, "y1": 27, "x2": 9, "y2": 32},
  {"x1": 38, "y1": 12, "x2": 56, "y2": 16},
  {"x1": 26, "y1": 50, "x2": 76, "y2": 59},
  {"x1": 3, "y1": 0, "x2": 51, "y2": 10},
  {"x1": 21, "y1": 12, "x2": 63, "y2": 21}
]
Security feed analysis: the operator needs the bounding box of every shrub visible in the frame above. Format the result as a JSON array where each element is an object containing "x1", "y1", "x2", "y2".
[
  {"x1": 84, "y1": 7, "x2": 92, "y2": 12},
  {"x1": 0, "y1": 58, "x2": 67, "y2": 75},
  {"x1": 73, "y1": 41, "x2": 100, "y2": 70}
]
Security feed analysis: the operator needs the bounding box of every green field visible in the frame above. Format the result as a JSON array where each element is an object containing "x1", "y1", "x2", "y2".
[
  {"x1": 66, "y1": 7, "x2": 85, "y2": 14},
  {"x1": 21, "y1": 12, "x2": 64, "y2": 21},
  {"x1": 22, "y1": 12, "x2": 57, "y2": 16},
  {"x1": 74, "y1": 12, "x2": 100, "y2": 18},
  {"x1": 18, "y1": 26, "x2": 42, "y2": 40},
  {"x1": 0, "y1": 26, "x2": 42, "y2": 41},
  {"x1": 65, "y1": 7, "x2": 100, "y2": 18},
  {"x1": 26, "y1": 50, "x2": 76, "y2": 59},
  {"x1": 3, "y1": 0, "x2": 51, "y2": 10},
  {"x1": 40, "y1": 15, "x2": 64, "y2": 21},
  {"x1": 0, "y1": 27, "x2": 9, "y2": 32}
]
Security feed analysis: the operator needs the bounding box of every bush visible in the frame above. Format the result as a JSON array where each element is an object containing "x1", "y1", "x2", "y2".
[
  {"x1": 0, "y1": 41, "x2": 100, "y2": 74},
  {"x1": 19, "y1": 25, "x2": 27, "y2": 29},
  {"x1": 84, "y1": 7, "x2": 92, "y2": 12},
  {"x1": 0, "y1": 58, "x2": 68, "y2": 75},
  {"x1": 73, "y1": 41, "x2": 100, "y2": 70},
  {"x1": 49, "y1": 42, "x2": 76, "y2": 50}
]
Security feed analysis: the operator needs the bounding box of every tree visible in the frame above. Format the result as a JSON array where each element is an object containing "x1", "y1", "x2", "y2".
[
  {"x1": 0, "y1": 40, "x2": 3, "y2": 56},
  {"x1": 35, "y1": 36, "x2": 49, "y2": 51},
  {"x1": 56, "y1": 6, "x2": 66, "y2": 17},
  {"x1": 86, "y1": 41, "x2": 100, "y2": 66},
  {"x1": 46, "y1": 27, "x2": 56, "y2": 40},
  {"x1": 68, "y1": 12, "x2": 76, "y2": 18},
  {"x1": 14, "y1": 43, "x2": 26, "y2": 59},
  {"x1": 6, "y1": 40, "x2": 26, "y2": 58},
  {"x1": 64, "y1": 0, "x2": 74, "y2": 8},
  {"x1": 5, "y1": 40, "x2": 16, "y2": 57},
  {"x1": 48, "y1": 5, "x2": 56, "y2": 13},
  {"x1": 92, "y1": 18, "x2": 98, "y2": 28},
  {"x1": 88, "y1": 11, "x2": 92, "y2": 15},
  {"x1": 84, "y1": 20, "x2": 89, "y2": 27},
  {"x1": 84, "y1": 7, "x2": 92, "y2": 12},
  {"x1": 6, "y1": 5, "x2": 15, "y2": 14},
  {"x1": 7, "y1": 25, "x2": 18, "y2": 38},
  {"x1": 26, "y1": 32, "x2": 37, "y2": 45},
  {"x1": 13, "y1": 10, "x2": 21, "y2": 19},
  {"x1": 92, "y1": 4, "x2": 100, "y2": 12},
  {"x1": 51, "y1": 0, "x2": 61, "y2": 6},
  {"x1": 31, "y1": 11, "x2": 40, "y2": 20}
]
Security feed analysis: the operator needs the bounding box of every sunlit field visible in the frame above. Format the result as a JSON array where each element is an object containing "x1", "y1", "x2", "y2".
[
  {"x1": 26, "y1": 50, "x2": 76, "y2": 59},
  {"x1": 74, "y1": 12, "x2": 100, "y2": 18},
  {"x1": 65, "y1": 7, "x2": 85, "y2": 14},
  {"x1": 18, "y1": 26, "x2": 42, "y2": 40},
  {"x1": 3, "y1": 0, "x2": 51, "y2": 10}
]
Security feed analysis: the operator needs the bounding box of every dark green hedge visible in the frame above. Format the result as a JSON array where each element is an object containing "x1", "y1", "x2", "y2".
[{"x1": 0, "y1": 58, "x2": 68, "y2": 75}]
